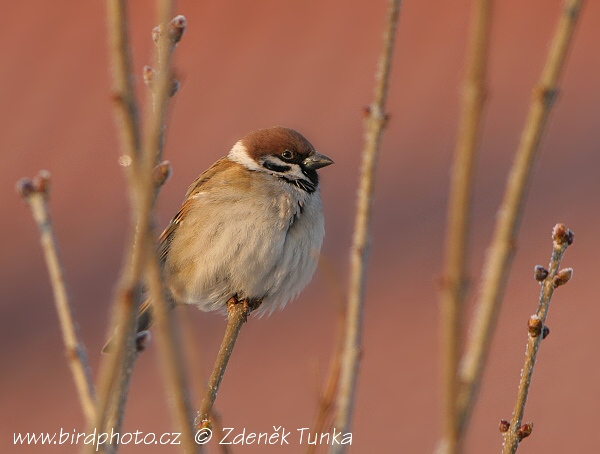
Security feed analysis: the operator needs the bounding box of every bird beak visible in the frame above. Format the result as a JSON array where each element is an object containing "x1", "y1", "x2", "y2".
[{"x1": 303, "y1": 152, "x2": 334, "y2": 170}]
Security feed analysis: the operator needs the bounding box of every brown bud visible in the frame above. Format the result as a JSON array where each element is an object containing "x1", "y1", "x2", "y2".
[
  {"x1": 528, "y1": 315, "x2": 543, "y2": 337},
  {"x1": 170, "y1": 79, "x2": 181, "y2": 97},
  {"x1": 33, "y1": 170, "x2": 51, "y2": 195},
  {"x1": 542, "y1": 325, "x2": 550, "y2": 339},
  {"x1": 552, "y1": 223, "x2": 574, "y2": 246},
  {"x1": 199, "y1": 419, "x2": 212, "y2": 431},
  {"x1": 135, "y1": 330, "x2": 151, "y2": 352},
  {"x1": 16, "y1": 177, "x2": 35, "y2": 199},
  {"x1": 168, "y1": 15, "x2": 187, "y2": 43},
  {"x1": 566, "y1": 230, "x2": 575, "y2": 245},
  {"x1": 516, "y1": 422, "x2": 533, "y2": 441},
  {"x1": 553, "y1": 268, "x2": 573, "y2": 287},
  {"x1": 499, "y1": 419, "x2": 510, "y2": 433},
  {"x1": 144, "y1": 66, "x2": 179, "y2": 96},
  {"x1": 534, "y1": 265, "x2": 549, "y2": 282},
  {"x1": 143, "y1": 65, "x2": 157, "y2": 89},
  {"x1": 153, "y1": 160, "x2": 172, "y2": 187},
  {"x1": 151, "y1": 25, "x2": 162, "y2": 45},
  {"x1": 382, "y1": 112, "x2": 391, "y2": 128}
]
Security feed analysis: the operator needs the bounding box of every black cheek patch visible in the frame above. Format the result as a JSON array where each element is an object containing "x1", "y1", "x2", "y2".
[{"x1": 263, "y1": 161, "x2": 291, "y2": 173}]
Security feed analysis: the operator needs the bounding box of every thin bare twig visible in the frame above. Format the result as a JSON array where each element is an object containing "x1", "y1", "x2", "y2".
[
  {"x1": 438, "y1": 1, "x2": 492, "y2": 452},
  {"x1": 145, "y1": 246, "x2": 198, "y2": 453},
  {"x1": 501, "y1": 224, "x2": 574, "y2": 453},
  {"x1": 16, "y1": 172, "x2": 97, "y2": 425},
  {"x1": 307, "y1": 342, "x2": 342, "y2": 454},
  {"x1": 139, "y1": 5, "x2": 198, "y2": 453},
  {"x1": 456, "y1": 0, "x2": 584, "y2": 436},
  {"x1": 307, "y1": 258, "x2": 346, "y2": 454},
  {"x1": 106, "y1": 0, "x2": 141, "y2": 162},
  {"x1": 332, "y1": 1, "x2": 401, "y2": 452},
  {"x1": 196, "y1": 299, "x2": 254, "y2": 427},
  {"x1": 91, "y1": 1, "x2": 148, "y2": 447},
  {"x1": 142, "y1": 6, "x2": 179, "y2": 168},
  {"x1": 93, "y1": 2, "x2": 193, "y2": 452}
]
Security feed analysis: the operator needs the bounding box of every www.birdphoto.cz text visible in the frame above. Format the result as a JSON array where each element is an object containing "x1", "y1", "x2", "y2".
[{"x1": 13, "y1": 426, "x2": 353, "y2": 448}]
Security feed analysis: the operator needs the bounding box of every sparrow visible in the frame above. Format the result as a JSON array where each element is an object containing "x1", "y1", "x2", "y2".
[{"x1": 104, "y1": 126, "x2": 332, "y2": 351}]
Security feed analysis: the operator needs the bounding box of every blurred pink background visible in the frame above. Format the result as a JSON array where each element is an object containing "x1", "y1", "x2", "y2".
[{"x1": 2, "y1": 0, "x2": 599, "y2": 452}]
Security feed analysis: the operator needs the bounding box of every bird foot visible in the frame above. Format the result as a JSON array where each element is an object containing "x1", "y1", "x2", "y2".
[{"x1": 226, "y1": 296, "x2": 262, "y2": 322}]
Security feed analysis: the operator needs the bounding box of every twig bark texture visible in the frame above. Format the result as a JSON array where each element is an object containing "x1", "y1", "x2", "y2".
[
  {"x1": 501, "y1": 224, "x2": 574, "y2": 453},
  {"x1": 332, "y1": 1, "x2": 401, "y2": 453}
]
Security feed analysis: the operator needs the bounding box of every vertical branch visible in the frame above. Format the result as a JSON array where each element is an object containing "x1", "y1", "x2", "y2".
[
  {"x1": 106, "y1": 0, "x2": 141, "y2": 161},
  {"x1": 331, "y1": 1, "x2": 401, "y2": 452},
  {"x1": 439, "y1": 1, "x2": 492, "y2": 452},
  {"x1": 306, "y1": 261, "x2": 347, "y2": 454},
  {"x1": 456, "y1": 0, "x2": 584, "y2": 436},
  {"x1": 501, "y1": 224, "x2": 574, "y2": 453},
  {"x1": 140, "y1": 4, "x2": 198, "y2": 452},
  {"x1": 307, "y1": 268, "x2": 346, "y2": 454},
  {"x1": 145, "y1": 243, "x2": 199, "y2": 453},
  {"x1": 307, "y1": 338, "x2": 342, "y2": 454},
  {"x1": 93, "y1": 2, "x2": 193, "y2": 452},
  {"x1": 92, "y1": 1, "x2": 146, "y2": 448},
  {"x1": 19, "y1": 1, "x2": 190, "y2": 451},
  {"x1": 16, "y1": 173, "x2": 97, "y2": 426},
  {"x1": 143, "y1": 2, "x2": 177, "y2": 167}
]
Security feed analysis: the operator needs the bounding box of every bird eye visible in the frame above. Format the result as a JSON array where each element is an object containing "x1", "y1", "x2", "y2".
[{"x1": 281, "y1": 149, "x2": 294, "y2": 160}]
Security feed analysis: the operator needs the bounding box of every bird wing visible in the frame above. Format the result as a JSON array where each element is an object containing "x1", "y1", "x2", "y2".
[{"x1": 158, "y1": 157, "x2": 236, "y2": 264}]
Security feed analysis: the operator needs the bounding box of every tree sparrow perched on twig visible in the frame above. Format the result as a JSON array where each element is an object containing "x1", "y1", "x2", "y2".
[{"x1": 118, "y1": 126, "x2": 333, "y2": 344}]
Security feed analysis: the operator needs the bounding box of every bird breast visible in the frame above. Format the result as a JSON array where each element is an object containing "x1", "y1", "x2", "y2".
[{"x1": 164, "y1": 167, "x2": 325, "y2": 315}]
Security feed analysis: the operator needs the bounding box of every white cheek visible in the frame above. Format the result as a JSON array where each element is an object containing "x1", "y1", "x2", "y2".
[
  {"x1": 287, "y1": 164, "x2": 308, "y2": 181},
  {"x1": 227, "y1": 141, "x2": 261, "y2": 171}
]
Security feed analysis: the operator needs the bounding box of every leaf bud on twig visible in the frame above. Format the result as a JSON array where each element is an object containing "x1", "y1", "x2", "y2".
[
  {"x1": 143, "y1": 65, "x2": 157, "y2": 90},
  {"x1": 153, "y1": 160, "x2": 172, "y2": 188},
  {"x1": 542, "y1": 325, "x2": 550, "y2": 339},
  {"x1": 553, "y1": 268, "x2": 573, "y2": 287},
  {"x1": 33, "y1": 170, "x2": 51, "y2": 196},
  {"x1": 516, "y1": 423, "x2": 533, "y2": 441},
  {"x1": 152, "y1": 25, "x2": 162, "y2": 45},
  {"x1": 135, "y1": 331, "x2": 152, "y2": 352},
  {"x1": 552, "y1": 223, "x2": 574, "y2": 246},
  {"x1": 168, "y1": 15, "x2": 187, "y2": 43},
  {"x1": 152, "y1": 15, "x2": 187, "y2": 47},
  {"x1": 527, "y1": 315, "x2": 543, "y2": 337},
  {"x1": 534, "y1": 265, "x2": 549, "y2": 282},
  {"x1": 170, "y1": 79, "x2": 181, "y2": 97},
  {"x1": 16, "y1": 177, "x2": 35, "y2": 199},
  {"x1": 499, "y1": 419, "x2": 510, "y2": 433}
]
